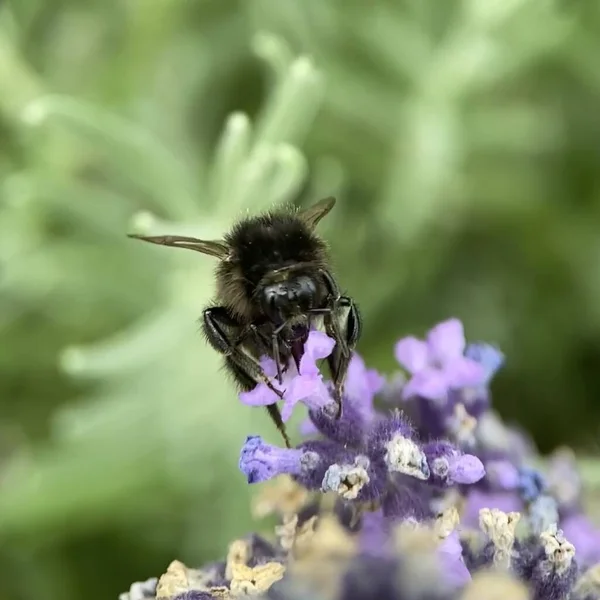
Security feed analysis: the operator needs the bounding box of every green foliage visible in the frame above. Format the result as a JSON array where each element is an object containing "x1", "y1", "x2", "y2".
[{"x1": 2, "y1": 1, "x2": 600, "y2": 599}]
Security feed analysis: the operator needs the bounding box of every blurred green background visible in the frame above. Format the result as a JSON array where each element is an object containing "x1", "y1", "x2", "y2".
[{"x1": 2, "y1": 0, "x2": 600, "y2": 598}]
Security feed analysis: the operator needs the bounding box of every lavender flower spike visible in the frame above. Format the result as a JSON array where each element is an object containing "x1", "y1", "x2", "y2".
[
  {"x1": 395, "y1": 318, "x2": 486, "y2": 401},
  {"x1": 239, "y1": 436, "x2": 308, "y2": 484}
]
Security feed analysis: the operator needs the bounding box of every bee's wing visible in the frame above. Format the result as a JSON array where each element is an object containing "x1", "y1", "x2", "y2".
[
  {"x1": 297, "y1": 196, "x2": 336, "y2": 230},
  {"x1": 127, "y1": 234, "x2": 229, "y2": 258}
]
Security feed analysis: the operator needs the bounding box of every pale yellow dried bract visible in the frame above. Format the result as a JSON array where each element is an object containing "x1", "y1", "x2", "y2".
[
  {"x1": 229, "y1": 561, "x2": 286, "y2": 595},
  {"x1": 479, "y1": 508, "x2": 521, "y2": 569},
  {"x1": 294, "y1": 516, "x2": 319, "y2": 554},
  {"x1": 275, "y1": 513, "x2": 318, "y2": 554},
  {"x1": 326, "y1": 464, "x2": 370, "y2": 500},
  {"x1": 287, "y1": 515, "x2": 358, "y2": 600},
  {"x1": 155, "y1": 560, "x2": 189, "y2": 599},
  {"x1": 293, "y1": 514, "x2": 357, "y2": 561},
  {"x1": 539, "y1": 525, "x2": 575, "y2": 573},
  {"x1": 208, "y1": 586, "x2": 231, "y2": 599},
  {"x1": 251, "y1": 475, "x2": 309, "y2": 518},
  {"x1": 275, "y1": 513, "x2": 299, "y2": 552},
  {"x1": 225, "y1": 539, "x2": 251, "y2": 580},
  {"x1": 461, "y1": 570, "x2": 530, "y2": 600},
  {"x1": 434, "y1": 506, "x2": 460, "y2": 539},
  {"x1": 156, "y1": 559, "x2": 228, "y2": 597}
]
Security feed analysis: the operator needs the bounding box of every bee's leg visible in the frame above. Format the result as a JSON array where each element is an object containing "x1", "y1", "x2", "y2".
[
  {"x1": 337, "y1": 296, "x2": 362, "y2": 347},
  {"x1": 202, "y1": 307, "x2": 284, "y2": 400},
  {"x1": 224, "y1": 356, "x2": 291, "y2": 449},
  {"x1": 271, "y1": 322, "x2": 292, "y2": 385},
  {"x1": 316, "y1": 269, "x2": 362, "y2": 418},
  {"x1": 247, "y1": 324, "x2": 271, "y2": 355},
  {"x1": 325, "y1": 297, "x2": 361, "y2": 417},
  {"x1": 266, "y1": 404, "x2": 291, "y2": 448},
  {"x1": 246, "y1": 323, "x2": 285, "y2": 385}
]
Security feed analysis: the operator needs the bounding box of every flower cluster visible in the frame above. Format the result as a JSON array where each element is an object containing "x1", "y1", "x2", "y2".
[{"x1": 121, "y1": 319, "x2": 600, "y2": 600}]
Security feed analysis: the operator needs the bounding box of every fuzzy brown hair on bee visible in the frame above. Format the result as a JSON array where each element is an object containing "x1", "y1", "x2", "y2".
[{"x1": 127, "y1": 197, "x2": 362, "y2": 448}]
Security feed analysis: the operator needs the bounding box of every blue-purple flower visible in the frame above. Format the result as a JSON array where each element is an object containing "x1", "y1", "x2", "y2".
[
  {"x1": 394, "y1": 318, "x2": 486, "y2": 402},
  {"x1": 239, "y1": 330, "x2": 335, "y2": 421}
]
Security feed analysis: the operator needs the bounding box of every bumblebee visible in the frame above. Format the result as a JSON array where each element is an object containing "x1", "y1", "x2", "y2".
[{"x1": 129, "y1": 197, "x2": 361, "y2": 446}]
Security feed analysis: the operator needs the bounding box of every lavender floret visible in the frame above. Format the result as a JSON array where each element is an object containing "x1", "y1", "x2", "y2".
[
  {"x1": 239, "y1": 436, "x2": 311, "y2": 483},
  {"x1": 395, "y1": 318, "x2": 486, "y2": 401},
  {"x1": 423, "y1": 440, "x2": 485, "y2": 486}
]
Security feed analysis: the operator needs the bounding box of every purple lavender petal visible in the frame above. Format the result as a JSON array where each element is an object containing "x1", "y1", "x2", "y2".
[
  {"x1": 346, "y1": 353, "x2": 385, "y2": 396},
  {"x1": 239, "y1": 436, "x2": 304, "y2": 483},
  {"x1": 442, "y1": 356, "x2": 486, "y2": 389},
  {"x1": 299, "y1": 417, "x2": 319, "y2": 436},
  {"x1": 485, "y1": 460, "x2": 520, "y2": 490},
  {"x1": 239, "y1": 383, "x2": 280, "y2": 407},
  {"x1": 394, "y1": 336, "x2": 430, "y2": 374},
  {"x1": 282, "y1": 375, "x2": 331, "y2": 421},
  {"x1": 448, "y1": 454, "x2": 485, "y2": 484},
  {"x1": 561, "y1": 513, "x2": 600, "y2": 567},
  {"x1": 426, "y1": 318, "x2": 466, "y2": 364},
  {"x1": 402, "y1": 369, "x2": 449, "y2": 401},
  {"x1": 437, "y1": 531, "x2": 472, "y2": 589},
  {"x1": 259, "y1": 355, "x2": 279, "y2": 379},
  {"x1": 345, "y1": 353, "x2": 378, "y2": 402},
  {"x1": 298, "y1": 353, "x2": 320, "y2": 377},
  {"x1": 366, "y1": 368, "x2": 386, "y2": 395},
  {"x1": 307, "y1": 329, "x2": 336, "y2": 357},
  {"x1": 298, "y1": 330, "x2": 335, "y2": 377}
]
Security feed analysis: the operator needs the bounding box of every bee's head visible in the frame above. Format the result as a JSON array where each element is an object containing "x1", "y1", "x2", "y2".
[
  {"x1": 258, "y1": 271, "x2": 319, "y2": 324},
  {"x1": 127, "y1": 197, "x2": 336, "y2": 321}
]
